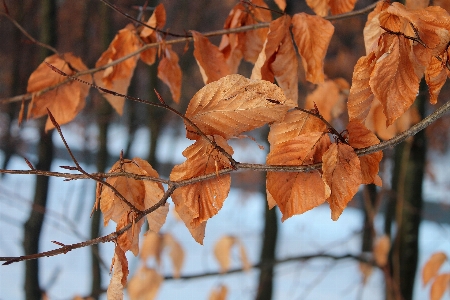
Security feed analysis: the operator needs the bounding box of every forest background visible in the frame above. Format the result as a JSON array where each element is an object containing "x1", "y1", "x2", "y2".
[{"x1": 1, "y1": 0, "x2": 450, "y2": 299}]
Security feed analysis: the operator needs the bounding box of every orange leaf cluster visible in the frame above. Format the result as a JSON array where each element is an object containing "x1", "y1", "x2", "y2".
[
  {"x1": 26, "y1": 53, "x2": 91, "y2": 131},
  {"x1": 350, "y1": 2, "x2": 450, "y2": 131},
  {"x1": 422, "y1": 252, "x2": 450, "y2": 300},
  {"x1": 267, "y1": 114, "x2": 382, "y2": 221},
  {"x1": 172, "y1": 74, "x2": 294, "y2": 243},
  {"x1": 140, "y1": 231, "x2": 184, "y2": 278},
  {"x1": 97, "y1": 158, "x2": 168, "y2": 255},
  {"x1": 214, "y1": 235, "x2": 250, "y2": 273}
]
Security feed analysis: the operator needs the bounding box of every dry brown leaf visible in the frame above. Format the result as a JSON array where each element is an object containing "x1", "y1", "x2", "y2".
[
  {"x1": 116, "y1": 213, "x2": 144, "y2": 255},
  {"x1": 347, "y1": 120, "x2": 383, "y2": 186},
  {"x1": 322, "y1": 142, "x2": 362, "y2": 220},
  {"x1": 329, "y1": 0, "x2": 358, "y2": 15},
  {"x1": 348, "y1": 52, "x2": 376, "y2": 122},
  {"x1": 162, "y1": 233, "x2": 185, "y2": 278},
  {"x1": 192, "y1": 31, "x2": 231, "y2": 84},
  {"x1": 140, "y1": 4, "x2": 166, "y2": 66},
  {"x1": 430, "y1": 273, "x2": 450, "y2": 300},
  {"x1": 251, "y1": 15, "x2": 298, "y2": 103},
  {"x1": 425, "y1": 56, "x2": 447, "y2": 104},
  {"x1": 158, "y1": 46, "x2": 182, "y2": 103},
  {"x1": 292, "y1": 13, "x2": 334, "y2": 84},
  {"x1": 369, "y1": 35, "x2": 420, "y2": 126},
  {"x1": 373, "y1": 235, "x2": 390, "y2": 267},
  {"x1": 218, "y1": 0, "x2": 271, "y2": 71},
  {"x1": 270, "y1": 20, "x2": 299, "y2": 103},
  {"x1": 267, "y1": 132, "x2": 331, "y2": 220},
  {"x1": 214, "y1": 236, "x2": 250, "y2": 273},
  {"x1": 251, "y1": 15, "x2": 289, "y2": 81},
  {"x1": 107, "y1": 246, "x2": 129, "y2": 300},
  {"x1": 170, "y1": 136, "x2": 233, "y2": 244},
  {"x1": 140, "y1": 231, "x2": 161, "y2": 263},
  {"x1": 214, "y1": 236, "x2": 235, "y2": 273},
  {"x1": 359, "y1": 262, "x2": 373, "y2": 284},
  {"x1": 423, "y1": 252, "x2": 448, "y2": 285},
  {"x1": 386, "y1": 3, "x2": 450, "y2": 56},
  {"x1": 267, "y1": 109, "x2": 327, "y2": 146},
  {"x1": 306, "y1": 0, "x2": 329, "y2": 16},
  {"x1": 127, "y1": 267, "x2": 163, "y2": 300},
  {"x1": 209, "y1": 285, "x2": 228, "y2": 300},
  {"x1": 305, "y1": 78, "x2": 349, "y2": 122},
  {"x1": 94, "y1": 25, "x2": 140, "y2": 115},
  {"x1": 26, "y1": 53, "x2": 91, "y2": 131},
  {"x1": 266, "y1": 110, "x2": 331, "y2": 220},
  {"x1": 98, "y1": 158, "x2": 167, "y2": 254},
  {"x1": 185, "y1": 74, "x2": 294, "y2": 140}
]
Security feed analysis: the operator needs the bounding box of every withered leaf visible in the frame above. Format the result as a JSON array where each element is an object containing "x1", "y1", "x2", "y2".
[
  {"x1": 157, "y1": 46, "x2": 182, "y2": 103},
  {"x1": 192, "y1": 31, "x2": 231, "y2": 84},
  {"x1": 423, "y1": 252, "x2": 448, "y2": 286},
  {"x1": 140, "y1": 3, "x2": 166, "y2": 66},
  {"x1": 347, "y1": 120, "x2": 383, "y2": 186},
  {"x1": 107, "y1": 246, "x2": 129, "y2": 300},
  {"x1": 94, "y1": 25, "x2": 140, "y2": 115},
  {"x1": 430, "y1": 273, "x2": 450, "y2": 300},
  {"x1": 292, "y1": 13, "x2": 334, "y2": 84},
  {"x1": 169, "y1": 135, "x2": 233, "y2": 244},
  {"x1": 214, "y1": 236, "x2": 250, "y2": 273},
  {"x1": 27, "y1": 53, "x2": 91, "y2": 131},
  {"x1": 322, "y1": 142, "x2": 362, "y2": 221},
  {"x1": 185, "y1": 74, "x2": 294, "y2": 140},
  {"x1": 127, "y1": 267, "x2": 163, "y2": 300},
  {"x1": 369, "y1": 35, "x2": 420, "y2": 126}
]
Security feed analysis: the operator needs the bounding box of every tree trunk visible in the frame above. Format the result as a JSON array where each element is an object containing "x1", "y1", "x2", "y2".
[
  {"x1": 23, "y1": 1, "x2": 57, "y2": 299},
  {"x1": 386, "y1": 81, "x2": 426, "y2": 300},
  {"x1": 255, "y1": 202, "x2": 278, "y2": 300},
  {"x1": 89, "y1": 3, "x2": 112, "y2": 298}
]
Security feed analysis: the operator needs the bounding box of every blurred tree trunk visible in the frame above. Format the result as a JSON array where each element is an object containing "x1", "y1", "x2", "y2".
[
  {"x1": 385, "y1": 81, "x2": 426, "y2": 300},
  {"x1": 255, "y1": 201, "x2": 278, "y2": 300},
  {"x1": 255, "y1": 126, "x2": 278, "y2": 300},
  {"x1": 89, "y1": 3, "x2": 112, "y2": 298},
  {"x1": 23, "y1": 1, "x2": 57, "y2": 299}
]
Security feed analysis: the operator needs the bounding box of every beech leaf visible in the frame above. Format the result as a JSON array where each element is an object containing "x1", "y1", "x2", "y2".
[
  {"x1": 430, "y1": 273, "x2": 450, "y2": 300},
  {"x1": 322, "y1": 143, "x2": 362, "y2": 221},
  {"x1": 94, "y1": 25, "x2": 140, "y2": 115},
  {"x1": 107, "y1": 246, "x2": 129, "y2": 300},
  {"x1": 347, "y1": 52, "x2": 377, "y2": 122},
  {"x1": 423, "y1": 252, "x2": 448, "y2": 286},
  {"x1": 27, "y1": 53, "x2": 91, "y2": 131},
  {"x1": 127, "y1": 267, "x2": 163, "y2": 300},
  {"x1": 373, "y1": 235, "x2": 390, "y2": 267},
  {"x1": 185, "y1": 74, "x2": 294, "y2": 140},
  {"x1": 251, "y1": 15, "x2": 298, "y2": 103},
  {"x1": 98, "y1": 158, "x2": 167, "y2": 254},
  {"x1": 157, "y1": 46, "x2": 182, "y2": 103},
  {"x1": 305, "y1": 78, "x2": 349, "y2": 122},
  {"x1": 292, "y1": 13, "x2": 334, "y2": 84},
  {"x1": 140, "y1": 3, "x2": 166, "y2": 66},
  {"x1": 214, "y1": 236, "x2": 250, "y2": 273},
  {"x1": 347, "y1": 120, "x2": 383, "y2": 186},
  {"x1": 169, "y1": 135, "x2": 234, "y2": 244},
  {"x1": 192, "y1": 31, "x2": 231, "y2": 84},
  {"x1": 209, "y1": 285, "x2": 228, "y2": 300},
  {"x1": 369, "y1": 35, "x2": 420, "y2": 126}
]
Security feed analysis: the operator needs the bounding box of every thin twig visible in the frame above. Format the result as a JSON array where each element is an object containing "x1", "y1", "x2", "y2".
[{"x1": 47, "y1": 109, "x2": 141, "y2": 214}]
